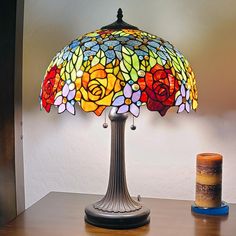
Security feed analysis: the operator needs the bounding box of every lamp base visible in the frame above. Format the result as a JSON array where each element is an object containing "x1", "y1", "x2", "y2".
[
  {"x1": 85, "y1": 204, "x2": 150, "y2": 229},
  {"x1": 84, "y1": 109, "x2": 150, "y2": 229}
]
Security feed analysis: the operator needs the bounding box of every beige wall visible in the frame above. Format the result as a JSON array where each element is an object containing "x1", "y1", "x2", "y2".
[{"x1": 23, "y1": 0, "x2": 236, "y2": 207}]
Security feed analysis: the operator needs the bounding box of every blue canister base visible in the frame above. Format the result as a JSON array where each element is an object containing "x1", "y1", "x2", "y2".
[{"x1": 191, "y1": 202, "x2": 229, "y2": 216}]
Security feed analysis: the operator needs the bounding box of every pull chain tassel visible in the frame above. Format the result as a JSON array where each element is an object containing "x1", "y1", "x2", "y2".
[
  {"x1": 130, "y1": 116, "x2": 136, "y2": 130},
  {"x1": 103, "y1": 110, "x2": 108, "y2": 128}
]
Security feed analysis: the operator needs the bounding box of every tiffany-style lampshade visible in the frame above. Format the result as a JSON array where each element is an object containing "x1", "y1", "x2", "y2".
[{"x1": 40, "y1": 9, "x2": 198, "y2": 229}]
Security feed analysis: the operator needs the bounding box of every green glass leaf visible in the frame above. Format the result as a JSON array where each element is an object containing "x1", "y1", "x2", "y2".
[
  {"x1": 173, "y1": 62, "x2": 181, "y2": 72},
  {"x1": 157, "y1": 57, "x2": 163, "y2": 66},
  {"x1": 74, "y1": 46, "x2": 81, "y2": 56},
  {"x1": 74, "y1": 47, "x2": 83, "y2": 71},
  {"x1": 97, "y1": 50, "x2": 105, "y2": 58},
  {"x1": 121, "y1": 46, "x2": 140, "y2": 74},
  {"x1": 123, "y1": 72, "x2": 130, "y2": 81},
  {"x1": 181, "y1": 70, "x2": 187, "y2": 81},
  {"x1": 130, "y1": 68, "x2": 138, "y2": 82},
  {"x1": 170, "y1": 54, "x2": 179, "y2": 65},
  {"x1": 100, "y1": 57, "x2": 106, "y2": 66},
  {"x1": 149, "y1": 50, "x2": 157, "y2": 59},
  {"x1": 94, "y1": 50, "x2": 106, "y2": 66},
  {"x1": 166, "y1": 48, "x2": 175, "y2": 56},
  {"x1": 126, "y1": 47, "x2": 134, "y2": 55},
  {"x1": 72, "y1": 53, "x2": 77, "y2": 65},
  {"x1": 124, "y1": 60, "x2": 132, "y2": 71},
  {"x1": 66, "y1": 60, "x2": 74, "y2": 73},
  {"x1": 65, "y1": 72, "x2": 70, "y2": 80},
  {"x1": 177, "y1": 56, "x2": 185, "y2": 70},
  {"x1": 91, "y1": 56, "x2": 100, "y2": 67},
  {"x1": 124, "y1": 53, "x2": 132, "y2": 65},
  {"x1": 120, "y1": 61, "x2": 128, "y2": 73},
  {"x1": 122, "y1": 46, "x2": 132, "y2": 56},
  {"x1": 75, "y1": 57, "x2": 83, "y2": 71},
  {"x1": 132, "y1": 53, "x2": 140, "y2": 71},
  {"x1": 71, "y1": 69, "x2": 77, "y2": 81},
  {"x1": 140, "y1": 64, "x2": 146, "y2": 71},
  {"x1": 149, "y1": 56, "x2": 156, "y2": 68},
  {"x1": 60, "y1": 66, "x2": 65, "y2": 77}
]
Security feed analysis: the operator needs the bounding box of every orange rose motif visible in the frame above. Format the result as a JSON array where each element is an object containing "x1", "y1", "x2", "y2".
[{"x1": 79, "y1": 63, "x2": 122, "y2": 116}]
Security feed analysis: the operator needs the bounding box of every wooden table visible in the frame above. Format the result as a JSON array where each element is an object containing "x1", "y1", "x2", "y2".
[{"x1": 0, "y1": 192, "x2": 235, "y2": 236}]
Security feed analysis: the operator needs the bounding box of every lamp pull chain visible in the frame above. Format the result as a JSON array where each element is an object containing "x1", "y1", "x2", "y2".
[
  {"x1": 130, "y1": 116, "x2": 136, "y2": 130},
  {"x1": 103, "y1": 109, "x2": 108, "y2": 128}
]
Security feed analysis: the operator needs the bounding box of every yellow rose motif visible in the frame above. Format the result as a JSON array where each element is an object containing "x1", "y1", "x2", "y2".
[{"x1": 79, "y1": 63, "x2": 122, "y2": 116}]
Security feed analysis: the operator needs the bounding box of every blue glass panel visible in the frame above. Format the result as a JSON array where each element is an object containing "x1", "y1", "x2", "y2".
[
  {"x1": 114, "y1": 45, "x2": 121, "y2": 52},
  {"x1": 100, "y1": 44, "x2": 108, "y2": 51},
  {"x1": 115, "y1": 51, "x2": 122, "y2": 60},
  {"x1": 126, "y1": 45, "x2": 134, "y2": 51},
  {"x1": 148, "y1": 41, "x2": 160, "y2": 48},
  {"x1": 104, "y1": 40, "x2": 119, "y2": 47},
  {"x1": 91, "y1": 45, "x2": 99, "y2": 52},
  {"x1": 70, "y1": 40, "x2": 79, "y2": 49},
  {"x1": 147, "y1": 45, "x2": 156, "y2": 53},
  {"x1": 84, "y1": 50, "x2": 96, "y2": 57},
  {"x1": 135, "y1": 50, "x2": 148, "y2": 56},
  {"x1": 81, "y1": 37, "x2": 91, "y2": 43},
  {"x1": 164, "y1": 42, "x2": 173, "y2": 50},
  {"x1": 84, "y1": 41, "x2": 97, "y2": 48},
  {"x1": 157, "y1": 51, "x2": 167, "y2": 60},
  {"x1": 105, "y1": 50, "x2": 115, "y2": 59},
  {"x1": 127, "y1": 40, "x2": 141, "y2": 46},
  {"x1": 116, "y1": 37, "x2": 129, "y2": 42}
]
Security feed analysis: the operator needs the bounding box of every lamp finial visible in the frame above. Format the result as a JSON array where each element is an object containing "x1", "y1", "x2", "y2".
[
  {"x1": 117, "y1": 8, "x2": 123, "y2": 22},
  {"x1": 101, "y1": 8, "x2": 138, "y2": 30}
]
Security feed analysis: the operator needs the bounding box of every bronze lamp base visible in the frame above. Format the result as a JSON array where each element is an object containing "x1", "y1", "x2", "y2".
[{"x1": 84, "y1": 108, "x2": 150, "y2": 229}]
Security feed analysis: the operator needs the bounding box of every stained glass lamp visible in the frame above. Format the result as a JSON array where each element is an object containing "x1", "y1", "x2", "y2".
[{"x1": 40, "y1": 9, "x2": 198, "y2": 229}]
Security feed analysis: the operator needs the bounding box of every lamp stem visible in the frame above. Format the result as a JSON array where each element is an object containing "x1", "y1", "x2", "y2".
[
  {"x1": 85, "y1": 108, "x2": 150, "y2": 229},
  {"x1": 94, "y1": 108, "x2": 141, "y2": 212}
]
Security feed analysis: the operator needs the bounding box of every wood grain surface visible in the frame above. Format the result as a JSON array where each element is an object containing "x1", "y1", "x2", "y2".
[{"x1": 0, "y1": 192, "x2": 235, "y2": 236}]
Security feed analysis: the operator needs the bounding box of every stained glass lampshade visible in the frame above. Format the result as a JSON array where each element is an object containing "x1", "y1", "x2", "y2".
[{"x1": 40, "y1": 9, "x2": 198, "y2": 229}]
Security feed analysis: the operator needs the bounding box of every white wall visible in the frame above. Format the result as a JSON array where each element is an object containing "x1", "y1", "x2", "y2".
[{"x1": 23, "y1": 0, "x2": 236, "y2": 208}]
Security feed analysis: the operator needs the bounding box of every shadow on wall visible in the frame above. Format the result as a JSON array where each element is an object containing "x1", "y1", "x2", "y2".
[{"x1": 193, "y1": 19, "x2": 236, "y2": 114}]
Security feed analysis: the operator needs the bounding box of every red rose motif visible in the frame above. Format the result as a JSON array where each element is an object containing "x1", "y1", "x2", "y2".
[
  {"x1": 138, "y1": 64, "x2": 180, "y2": 116},
  {"x1": 41, "y1": 65, "x2": 63, "y2": 112}
]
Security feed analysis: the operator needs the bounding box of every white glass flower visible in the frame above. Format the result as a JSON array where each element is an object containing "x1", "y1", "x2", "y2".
[
  {"x1": 175, "y1": 84, "x2": 190, "y2": 113},
  {"x1": 112, "y1": 83, "x2": 141, "y2": 117},
  {"x1": 54, "y1": 82, "x2": 76, "y2": 114}
]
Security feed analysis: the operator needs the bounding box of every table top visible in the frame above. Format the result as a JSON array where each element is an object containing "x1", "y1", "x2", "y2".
[{"x1": 0, "y1": 192, "x2": 235, "y2": 236}]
